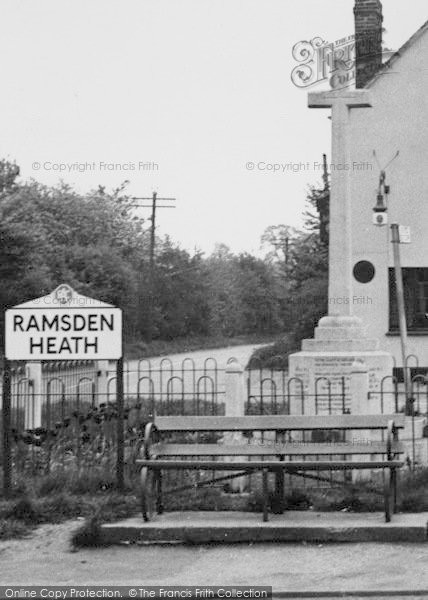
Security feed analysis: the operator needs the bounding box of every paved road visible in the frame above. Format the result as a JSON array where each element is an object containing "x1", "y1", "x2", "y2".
[
  {"x1": 111, "y1": 343, "x2": 265, "y2": 397},
  {"x1": 1, "y1": 520, "x2": 428, "y2": 593},
  {"x1": 140, "y1": 344, "x2": 264, "y2": 369},
  {"x1": 125, "y1": 342, "x2": 264, "y2": 373}
]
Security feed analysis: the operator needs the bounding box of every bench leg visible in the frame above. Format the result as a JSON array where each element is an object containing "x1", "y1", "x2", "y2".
[
  {"x1": 156, "y1": 470, "x2": 164, "y2": 515},
  {"x1": 274, "y1": 469, "x2": 285, "y2": 514},
  {"x1": 262, "y1": 469, "x2": 269, "y2": 522},
  {"x1": 392, "y1": 468, "x2": 398, "y2": 513},
  {"x1": 384, "y1": 468, "x2": 394, "y2": 523},
  {"x1": 141, "y1": 466, "x2": 155, "y2": 522}
]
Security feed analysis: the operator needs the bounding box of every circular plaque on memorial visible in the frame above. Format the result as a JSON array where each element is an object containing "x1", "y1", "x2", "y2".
[{"x1": 353, "y1": 260, "x2": 375, "y2": 283}]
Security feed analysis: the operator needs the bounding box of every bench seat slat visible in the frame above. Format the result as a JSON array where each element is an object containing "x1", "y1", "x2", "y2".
[
  {"x1": 137, "y1": 459, "x2": 404, "y2": 470},
  {"x1": 154, "y1": 414, "x2": 405, "y2": 432},
  {"x1": 151, "y1": 442, "x2": 404, "y2": 457}
]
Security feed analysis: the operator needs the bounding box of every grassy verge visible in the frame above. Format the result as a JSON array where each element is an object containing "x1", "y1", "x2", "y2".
[
  {"x1": 0, "y1": 470, "x2": 140, "y2": 543},
  {"x1": 2, "y1": 467, "x2": 428, "y2": 546},
  {"x1": 0, "y1": 491, "x2": 139, "y2": 542},
  {"x1": 249, "y1": 468, "x2": 428, "y2": 513},
  {"x1": 124, "y1": 334, "x2": 277, "y2": 360}
]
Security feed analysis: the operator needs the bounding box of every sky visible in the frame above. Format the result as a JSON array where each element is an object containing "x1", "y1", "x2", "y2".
[{"x1": 0, "y1": 0, "x2": 426, "y2": 256}]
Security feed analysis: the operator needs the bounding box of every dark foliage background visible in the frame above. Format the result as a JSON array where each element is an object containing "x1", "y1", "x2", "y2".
[{"x1": 0, "y1": 160, "x2": 328, "y2": 354}]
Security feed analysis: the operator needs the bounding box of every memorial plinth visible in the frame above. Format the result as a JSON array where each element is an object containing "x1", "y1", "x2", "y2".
[{"x1": 288, "y1": 315, "x2": 394, "y2": 414}]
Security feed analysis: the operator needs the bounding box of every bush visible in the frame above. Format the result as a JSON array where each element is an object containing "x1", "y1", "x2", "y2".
[
  {"x1": 399, "y1": 489, "x2": 428, "y2": 512},
  {"x1": 0, "y1": 518, "x2": 29, "y2": 540},
  {"x1": 247, "y1": 338, "x2": 298, "y2": 370},
  {"x1": 36, "y1": 493, "x2": 84, "y2": 522},
  {"x1": 284, "y1": 489, "x2": 311, "y2": 510},
  {"x1": 8, "y1": 497, "x2": 41, "y2": 524},
  {"x1": 97, "y1": 493, "x2": 139, "y2": 521},
  {"x1": 36, "y1": 473, "x2": 69, "y2": 497},
  {"x1": 310, "y1": 486, "x2": 383, "y2": 513},
  {"x1": 68, "y1": 472, "x2": 117, "y2": 495},
  {"x1": 35, "y1": 470, "x2": 118, "y2": 497},
  {"x1": 69, "y1": 495, "x2": 139, "y2": 547},
  {"x1": 402, "y1": 467, "x2": 428, "y2": 489}
]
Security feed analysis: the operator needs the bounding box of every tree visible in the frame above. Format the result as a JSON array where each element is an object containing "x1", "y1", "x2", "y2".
[
  {"x1": 286, "y1": 233, "x2": 328, "y2": 343},
  {"x1": 149, "y1": 239, "x2": 210, "y2": 339},
  {"x1": 205, "y1": 245, "x2": 243, "y2": 337},
  {"x1": 0, "y1": 166, "x2": 147, "y2": 346},
  {"x1": 0, "y1": 157, "x2": 330, "y2": 353},
  {"x1": 234, "y1": 254, "x2": 281, "y2": 334},
  {"x1": 258, "y1": 177, "x2": 330, "y2": 348},
  {"x1": 0, "y1": 159, "x2": 20, "y2": 194}
]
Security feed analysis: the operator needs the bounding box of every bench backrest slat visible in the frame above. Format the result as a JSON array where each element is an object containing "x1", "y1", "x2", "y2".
[
  {"x1": 153, "y1": 414, "x2": 405, "y2": 432},
  {"x1": 152, "y1": 441, "x2": 404, "y2": 457}
]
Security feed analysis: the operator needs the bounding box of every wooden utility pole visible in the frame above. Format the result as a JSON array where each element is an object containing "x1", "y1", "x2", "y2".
[
  {"x1": 271, "y1": 235, "x2": 290, "y2": 267},
  {"x1": 149, "y1": 192, "x2": 157, "y2": 273},
  {"x1": 322, "y1": 153, "x2": 329, "y2": 191},
  {"x1": 318, "y1": 153, "x2": 330, "y2": 246},
  {"x1": 131, "y1": 193, "x2": 176, "y2": 341},
  {"x1": 391, "y1": 223, "x2": 412, "y2": 416}
]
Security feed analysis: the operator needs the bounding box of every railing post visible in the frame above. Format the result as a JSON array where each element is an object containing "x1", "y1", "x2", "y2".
[
  {"x1": 350, "y1": 360, "x2": 369, "y2": 415},
  {"x1": 350, "y1": 360, "x2": 370, "y2": 481},
  {"x1": 96, "y1": 360, "x2": 110, "y2": 405},
  {"x1": 25, "y1": 361, "x2": 42, "y2": 429},
  {"x1": 223, "y1": 360, "x2": 247, "y2": 492},
  {"x1": 225, "y1": 360, "x2": 246, "y2": 418}
]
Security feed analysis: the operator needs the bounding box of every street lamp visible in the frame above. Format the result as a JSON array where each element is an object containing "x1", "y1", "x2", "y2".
[
  {"x1": 372, "y1": 170, "x2": 388, "y2": 226},
  {"x1": 372, "y1": 170, "x2": 413, "y2": 416}
]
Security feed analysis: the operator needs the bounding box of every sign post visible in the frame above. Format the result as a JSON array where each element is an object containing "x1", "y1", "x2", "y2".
[
  {"x1": 116, "y1": 352, "x2": 124, "y2": 492},
  {"x1": 4, "y1": 284, "x2": 124, "y2": 491},
  {"x1": 2, "y1": 358, "x2": 12, "y2": 497}
]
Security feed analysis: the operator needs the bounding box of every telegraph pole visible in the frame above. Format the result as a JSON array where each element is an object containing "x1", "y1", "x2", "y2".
[
  {"x1": 322, "y1": 153, "x2": 329, "y2": 191},
  {"x1": 390, "y1": 223, "x2": 412, "y2": 415},
  {"x1": 318, "y1": 153, "x2": 330, "y2": 246},
  {"x1": 149, "y1": 192, "x2": 157, "y2": 273},
  {"x1": 131, "y1": 193, "x2": 176, "y2": 341}
]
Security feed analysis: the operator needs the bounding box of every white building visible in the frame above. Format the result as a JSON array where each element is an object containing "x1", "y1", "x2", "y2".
[
  {"x1": 289, "y1": 1, "x2": 428, "y2": 401},
  {"x1": 346, "y1": 3, "x2": 428, "y2": 370}
]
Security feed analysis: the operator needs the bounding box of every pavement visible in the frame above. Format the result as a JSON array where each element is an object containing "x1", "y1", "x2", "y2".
[
  {"x1": 0, "y1": 520, "x2": 428, "y2": 598},
  {"x1": 101, "y1": 510, "x2": 428, "y2": 544},
  {"x1": 2, "y1": 519, "x2": 428, "y2": 595}
]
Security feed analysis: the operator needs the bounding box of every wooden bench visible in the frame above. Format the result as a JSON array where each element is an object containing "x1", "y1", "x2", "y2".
[{"x1": 136, "y1": 414, "x2": 405, "y2": 523}]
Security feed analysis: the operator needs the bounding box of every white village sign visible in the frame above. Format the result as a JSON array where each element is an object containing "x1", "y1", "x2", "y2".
[{"x1": 5, "y1": 284, "x2": 122, "y2": 360}]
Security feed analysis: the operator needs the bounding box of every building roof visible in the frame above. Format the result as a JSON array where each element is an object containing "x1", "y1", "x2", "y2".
[{"x1": 366, "y1": 18, "x2": 428, "y2": 87}]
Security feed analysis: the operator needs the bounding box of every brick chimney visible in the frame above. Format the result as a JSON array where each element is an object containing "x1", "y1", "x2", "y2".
[{"x1": 354, "y1": 0, "x2": 383, "y2": 87}]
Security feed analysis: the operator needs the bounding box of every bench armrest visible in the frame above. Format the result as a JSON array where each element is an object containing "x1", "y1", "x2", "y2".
[
  {"x1": 143, "y1": 422, "x2": 158, "y2": 459},
  {"x1": 386, "y1": 419, "x2": 398, "y2": 460}
]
